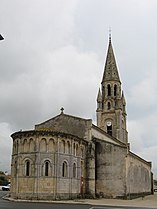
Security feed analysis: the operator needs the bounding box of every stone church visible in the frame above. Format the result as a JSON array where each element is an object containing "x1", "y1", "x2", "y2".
[{"x1": 10, "y1": 37, "x2": 153, "y2": 200}]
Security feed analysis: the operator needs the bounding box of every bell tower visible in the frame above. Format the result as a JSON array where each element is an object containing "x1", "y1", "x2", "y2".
[{"x1": 96, "y1": 36, "x2": 128, "y2": 144}]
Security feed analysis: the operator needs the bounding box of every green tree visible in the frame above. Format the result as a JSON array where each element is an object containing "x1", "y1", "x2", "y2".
[
  {"x1": 0, "y1": 176, "x2": 9, "y2": 186},
  {"x1": 0, "y1": 171, "x2": 4, "y2": 175},
  {"x1": 154, "y1": 179, "x2": 157, "y2": 186}
]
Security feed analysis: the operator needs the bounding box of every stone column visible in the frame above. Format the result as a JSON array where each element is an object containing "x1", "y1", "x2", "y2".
[{"x1": 86, "y1": 142, "x2": 95, "y2": 197}]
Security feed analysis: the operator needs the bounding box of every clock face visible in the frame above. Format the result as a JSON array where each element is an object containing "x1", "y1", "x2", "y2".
[{"x1": 107, "y1": 121, "x2": 112, "y2": 126}]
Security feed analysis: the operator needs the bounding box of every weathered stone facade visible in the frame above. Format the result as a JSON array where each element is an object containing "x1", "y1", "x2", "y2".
[
  {"x1": 126, "y1": 152, "x2": 152, "y2": 198},
  {"x1": 10, "y1": 37, "x2": 152, "y2": 200},
  {"x1": 11, "y1": 129, "x2": 87, "y2": 200}
]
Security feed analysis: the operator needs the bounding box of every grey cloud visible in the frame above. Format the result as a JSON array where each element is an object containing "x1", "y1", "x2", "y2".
[{"x1": 0, "y1": 0, "x2": 157, "y2": 178}]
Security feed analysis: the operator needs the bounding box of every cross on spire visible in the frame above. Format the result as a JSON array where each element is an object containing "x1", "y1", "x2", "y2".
[
  {"x1": 60, "y1": 107, "x2": 64, "y2": 114},
  {"x1": 109, "y1": 27, "x2": 112, "y2": 42}
]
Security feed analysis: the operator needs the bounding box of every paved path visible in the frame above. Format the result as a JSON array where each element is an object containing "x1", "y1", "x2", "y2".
[
  {"x1": 3, "y1": 192, "x2": 157, "y2": 208},
  {"x1": 73, "y1": 193, "x2": 157, "y2": 208}
]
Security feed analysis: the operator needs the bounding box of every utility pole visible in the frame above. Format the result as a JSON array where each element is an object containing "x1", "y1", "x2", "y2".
[{"x1": 0, "y1": 35, "x2": 4, "y2": 174}]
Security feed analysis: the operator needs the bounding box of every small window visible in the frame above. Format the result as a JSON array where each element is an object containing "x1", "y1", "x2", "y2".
[
  {"x1": 25, "y1": 160, "x2": 30, "y2": 176},
  {"x1": 62, "y1": 161, "x2": 68, "y2": 177},
  {"x1": 44, "y1": 161, "x2": 49, "y2": 176},
  {"x1": 107, "y1": 124, "x2": 112, "y2": 136},
  {"x1": 114, "y1": 85, "x2": 117, "y2": 96},
  {"x1": 107, "y1": 102, "x2": 111, "y2": 110},
  {"x1": 62, "y1": 140, "x2": 65, "y2": 153},
  {"x1": 107, "y1": 84, "x2": 111, "y2": 96},
  {"x1": 73, "y1": 163, "x2": 76, "y2": 178},
  {"x1": 67, "y1": 141, "x2": 70, "y2": 154},
  {"x1": 73, "y1": 143, "x2": 76, "y2": 155},
  {"x1": 76, "y1": 144, "x2": 79, "y2": 156}
]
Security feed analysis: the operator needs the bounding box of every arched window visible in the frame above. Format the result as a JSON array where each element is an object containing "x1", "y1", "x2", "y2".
[
  {"x1": 73, "y1": 143, "x2": 76, "y2": 155},
  {"x1": 76, "y1": 144, "x2": 79, "y2": 156},
  {"x1": 44, "y1": 161, "x2": 50, "y2": 176},
  {"x1": 63, "y1": 140, "x2": 65, "y2": 153},
  {"x1": 62, "y1": 161, "x2": 68, "y2": 177},
  {"x1": 106, "y1": 122, "x2": 112, "y2": 136},
  {"x1": 107, "y1": 84, "x2": 111, "y2": 96},
  {"x1": 25, "y1": 160, "x2": 30, "y2": 176},
  {"x1": 67, "y1": 141, "x2": 70, "y2": 154},
  {"x1": 114, "y1": 85, "x2": 117, "y2": 96},
  {"x1": 73, "y1": 163, "x2": 76, "y2": 178},
  {"x1": 107, "y1": 102, "x2": 111, "y2": 110}
]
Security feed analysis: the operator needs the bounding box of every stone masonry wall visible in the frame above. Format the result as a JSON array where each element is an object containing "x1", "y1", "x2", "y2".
[
  {"x1": 11, "y1": 131, "x2": 87, "y2": 200},
  {"x1": 35, "y1": 113, "x2": 92, "y2": 140},
  {"x1": 95, "y1": 139, "x2": 127, "y2": 198},
  {"x1": 126, "y1": 152, "x2": 152, "y2": 198}
]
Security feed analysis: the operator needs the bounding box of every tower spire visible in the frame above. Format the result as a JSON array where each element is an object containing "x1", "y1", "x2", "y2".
[
  {"x1": 102, "y1": 35, "x2": 121, "y2": 84},
  {"x1": 96, "y1": 36, "x2": 128, "y2": 144}
]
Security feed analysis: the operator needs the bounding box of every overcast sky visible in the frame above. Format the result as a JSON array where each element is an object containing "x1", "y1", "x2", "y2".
[{"x1": 0, "y1": 0, "x2": 157, "y2": 178}]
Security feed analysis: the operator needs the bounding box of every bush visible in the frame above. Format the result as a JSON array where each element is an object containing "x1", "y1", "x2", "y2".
[{"x1": 0, "y1": 176, "x2": 9, "y2": 186}]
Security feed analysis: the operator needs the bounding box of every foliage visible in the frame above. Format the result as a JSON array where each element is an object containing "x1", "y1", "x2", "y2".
[
  {"x1": 0, "y1": 171, "x2": 5, "y2": 175},
  {"x1": 0, "y1": 175, "x2": 9, "y2": 186},
  {"x1": 154, "y1": 179, "x2": 157, "y2": 186}
]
